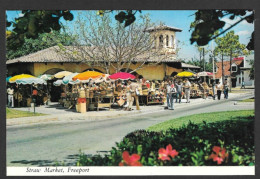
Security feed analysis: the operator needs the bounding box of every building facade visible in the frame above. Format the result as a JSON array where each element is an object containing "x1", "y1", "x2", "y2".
[
  {"x1": 215, "y1": 55, "x2": 254, "y2": 87},
  {"x1": 7, "y1": 25, "x2": 200, "y2": 80}
]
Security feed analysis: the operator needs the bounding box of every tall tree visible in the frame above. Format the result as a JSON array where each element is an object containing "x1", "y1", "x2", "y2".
[
  {"x1": 56, "y1": 11, "x2": 174, "y2": 74},
  {"x1": 195, "y1": 44, "x2": 209, "y2": 71},
  {"x1": 190, "y1": 10, "x2": 254, "y2": 50},
  {"x1": 6, "y1": 10, "x2": 141, "y2": 51}
]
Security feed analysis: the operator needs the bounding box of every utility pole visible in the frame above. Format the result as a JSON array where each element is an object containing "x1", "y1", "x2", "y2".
[
  {"x1": 199, "y1": 50, "x2": 202, "y2": 72},
  {"x1": 221, "y1": 51, "x2": 224, "y2": 84},
  {"x1": 229, "y1": 49, "x2": 232, "y2": 92},
  {"x1": 203, "y1": 47, "x2": 205, "y2": 71},
  {"x1": 212, "y1": 41, "x2": 215, "y2": 80}
]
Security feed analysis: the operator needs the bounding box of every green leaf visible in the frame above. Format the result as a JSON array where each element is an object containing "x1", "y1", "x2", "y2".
[{"x1": 137, "y1": 144, "x2": 142, "y2": 154}]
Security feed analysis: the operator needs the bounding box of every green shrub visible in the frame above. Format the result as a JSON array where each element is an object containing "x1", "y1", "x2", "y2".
[{"x1": 77, "y1": 116, "x2": 254, "y2": 166}]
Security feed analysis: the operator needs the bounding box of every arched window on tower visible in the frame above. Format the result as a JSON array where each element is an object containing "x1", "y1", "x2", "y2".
[
  {"x1": 159, "y1": 35, "x2": 163, "y2": 48},
  {"x1": 166, "y1": 35, "x2": 169, "y2": 47},
  {"x1": 153, "y1": 36, "x2": 156, "y2": 48},
  {"x1": 171, "y1": 35, "x2": 174, "y2": 48}
]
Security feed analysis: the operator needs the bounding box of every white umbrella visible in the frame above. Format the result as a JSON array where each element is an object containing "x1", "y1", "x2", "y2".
[
  {"x1": 16, "y1": 77, "x2": 47, "y2": 85},
  {"x1": 62, "y1": 72, "x2": 79, "y2": 85},
  {"x1": 39, "y1": 74, "x2": 53, "y2": 80},
  {"x1": 53, "y1": 80, "x2": 63, "y2": 86}
]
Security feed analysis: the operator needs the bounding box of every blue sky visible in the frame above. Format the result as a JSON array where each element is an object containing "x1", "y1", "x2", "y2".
[{"x1": 6, "y1": 10, "x2": 254, "y2": 61}]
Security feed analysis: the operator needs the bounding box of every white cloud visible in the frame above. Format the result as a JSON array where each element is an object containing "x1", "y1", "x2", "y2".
[
  {"x1": 221, "y1": 17, "x2": 237, "y2": 26},
  {"x1": 241, "y1": 20, "x2": 254, "y2": 27},
  {"x1": 221, "y1": 17, "x2": 253, "y2": 28},
  {"x1": 236, "y1": 30, "x2": 251, "y2": 36}
]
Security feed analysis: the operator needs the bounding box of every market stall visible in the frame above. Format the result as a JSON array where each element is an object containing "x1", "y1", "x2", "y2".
[
  {"x1": 15, "y1": 77, "x2": 48, "y2": 107},
  {"x1": 8, "y1": 74, "x2": 37, "y2": 107},
  {"x1": 197, "y1": 71, "x2": 214, "y2": 98},
  {"x1": 72, "y1": 71, "x2": 113, "y2": 112},
  {"x1": 109, "y1": 72, "x2": 135, "y2": 106}
]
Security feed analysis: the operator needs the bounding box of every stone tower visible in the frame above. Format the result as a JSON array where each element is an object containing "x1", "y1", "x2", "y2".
[{"x1": 146, "y1": 25, "x2": 182, "y2": 54}]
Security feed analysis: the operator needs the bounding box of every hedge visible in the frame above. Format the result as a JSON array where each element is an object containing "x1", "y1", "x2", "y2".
[{"x1": 76, "y1": 116, "x2": 254, "y2": 166}]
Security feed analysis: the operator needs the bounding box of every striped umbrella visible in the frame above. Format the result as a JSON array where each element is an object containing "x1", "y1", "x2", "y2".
[
  {"x1": 9, "y1": 74, "x2": 36, "y2": 83},
  {"x1": 6, "y1": 76, "x2": 12, "y2": 82}
]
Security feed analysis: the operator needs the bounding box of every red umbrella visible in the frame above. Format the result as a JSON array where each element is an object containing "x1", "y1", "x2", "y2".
[{"x1": 109, "y1": 72, "x2": 136, "y2": 80}]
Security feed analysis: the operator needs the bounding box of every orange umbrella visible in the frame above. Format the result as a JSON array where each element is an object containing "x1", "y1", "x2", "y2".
[{"x1": 72, "y1": 71, "x2": 105, "y2": 81}]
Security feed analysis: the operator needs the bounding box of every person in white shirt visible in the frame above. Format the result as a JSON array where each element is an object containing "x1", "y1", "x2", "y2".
[
  {"x1": 166, "y1": 80, "x2": 176, "y2": 110},
  {"x1": 212, "y1": 81, "x2": 216, "y2": 100},
  {"x1": 184, "y1": 78, "x2": 191, "y2": 103},
  {"x1": 216, "y1": 82, "x2": 223, "y2": 100},
  {"x1": 7, "y1": 86, "x2": 14, "y2": 108}
]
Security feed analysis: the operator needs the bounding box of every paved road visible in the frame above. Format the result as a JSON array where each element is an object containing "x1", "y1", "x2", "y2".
[{"x1": 7, "y1": 93, "x2": 254, "y2": 166}]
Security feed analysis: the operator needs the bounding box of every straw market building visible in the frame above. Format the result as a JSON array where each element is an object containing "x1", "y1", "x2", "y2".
[{"x1": 6, "y1": 25, "x2": 200, "y2": 80}]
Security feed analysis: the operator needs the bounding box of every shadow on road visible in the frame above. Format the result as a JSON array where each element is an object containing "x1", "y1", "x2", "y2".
[
  {"x1": 10, "y1": 160, "x2": 57, "y2": 166},
  {"x1": 10, "y1": 154, "x2": 88, "y2": 166},
  {"x1": 45, "y1": 103, "x2": 78, "y2": 113}
]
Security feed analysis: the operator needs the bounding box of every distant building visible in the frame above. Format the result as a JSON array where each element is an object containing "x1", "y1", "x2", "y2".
[{"x1": 215, "y1": 54, "x2": 254, "y2": 87}]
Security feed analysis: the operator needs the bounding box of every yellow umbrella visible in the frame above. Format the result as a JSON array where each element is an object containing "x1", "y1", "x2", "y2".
[
  {"x1": 9, "y1": 74, "x2": 36, "y2": 83},
  {"x1": 72, "y1": 71, "x2": 105, "y2": 81},
  {"x1": 54, "y1": 71, "x2": 73, "y2": 79},
  {"x1": 176, "y1": 71, "x2": 195, "y2": 78}
]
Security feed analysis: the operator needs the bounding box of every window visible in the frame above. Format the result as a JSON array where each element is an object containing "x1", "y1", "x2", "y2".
[
  {"x1": 166, "y1": 35, "x2": 169, "y2": 46},
  {"x1": 153, "y1": 36, "x2": 156, "y2": 48},
  {"x1": 159, "y1": 35, "x2": 163, "y2": 47},
  {"x1": 171, "y1": 35, "x2": 174, "y2": 48},
  {"x1": 214, "y1": 65, "x2": 218, "y2": 73},
  {"x1": 231, "y1": 64, "x2": 237, "y2": 72}
]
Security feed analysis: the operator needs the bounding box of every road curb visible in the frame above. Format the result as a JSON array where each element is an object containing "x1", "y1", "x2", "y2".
[{"x1": 6, "y1": 92, "x2": 254, "y2": 127}]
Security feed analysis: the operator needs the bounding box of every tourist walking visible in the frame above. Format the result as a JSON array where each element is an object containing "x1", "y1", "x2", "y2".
[
  {"x1": 216, "y1": 82, "x2": 223, "y2": 100},
  {"x1": 175, "y1": 81, "x2": 182, "y2": 103},
  {"x1": 212, "y1": 81, "x2": 216, "y2": 100},
  {"x1": 125, "y1": 80, "x2": 134, "y2": 111},
  {"x1": 32, "y1": 87, "x2": 38, "y2": 106},
  {"x1": 184, "y1": 78, "x2": 191, "y2": 103},
  {"x1": 7, "y1": 86, "x2": 14, "y2": 108},
  {"x1": 223, "y1": 80, "x2": 229, "y2": 99},
  {"x1": 166, "y1": 80, "x2": 175, "y2": 110},
  {"x1": 241, "y1": 81, "x2": 245, "y2": 89},
  {"x1": 130, "y1": 79, "x2": 141, "y2": 110}
]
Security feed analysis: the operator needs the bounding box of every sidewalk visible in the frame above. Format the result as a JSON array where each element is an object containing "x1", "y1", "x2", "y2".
[{"x1": 7, "y1": 91, "x2": 254, "y2": 127}]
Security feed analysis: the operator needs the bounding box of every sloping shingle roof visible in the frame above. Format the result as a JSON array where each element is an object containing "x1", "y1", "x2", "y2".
[
  {"x1": 146, "y1": 25, "x2": 182, "y2": 32},
  {"x1": 6, "y1": 46, "x2": 181, "y2": 65},
  {"x1": 181, "y1": 63, "x2": 200, "y2": 69}
]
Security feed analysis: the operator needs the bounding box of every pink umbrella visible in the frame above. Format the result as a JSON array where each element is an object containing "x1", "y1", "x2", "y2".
[
  {"x1": 109, "y1": 72, "x2": 136, "y2": 80},
  {"x1": 197, "y1": 71, "x2": 213, "y2": 76}
]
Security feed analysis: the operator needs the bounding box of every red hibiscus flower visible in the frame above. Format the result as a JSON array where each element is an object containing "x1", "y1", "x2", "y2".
[
  {"x1": 119, "y1": 151, "x2": 142, "y2": 166},
  {"x1": 158, "y1": 144, "x2": 179, "y2": 161},
  {"x1": 209, "y1": 146, "x2": 229, "y2": 165}
]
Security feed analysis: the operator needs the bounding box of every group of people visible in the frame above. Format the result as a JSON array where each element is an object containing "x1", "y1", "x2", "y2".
[
  {"x1": 214, "y1": 80, "x2": 229, "y2": 100},
  {"x1": 6, "y1": 84, "x2": 48, "y2": 108},
  {"x1": 7, "y1": 75, "x2": 232, "y2": 112},
  {"x1": 165, "y1": 78, "x2": 191, "y2": 110}
]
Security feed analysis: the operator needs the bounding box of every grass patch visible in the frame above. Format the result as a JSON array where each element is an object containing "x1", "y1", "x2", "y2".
[
  {"x1": 6, "y1": 108, "x2": 46, "y2": 119},
  {"x1": 148, "y1": 110, "x2": 254, "y2": 132},
  {"x1": 240, "y1": 98, "x2": 255, "y2": 102}
]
